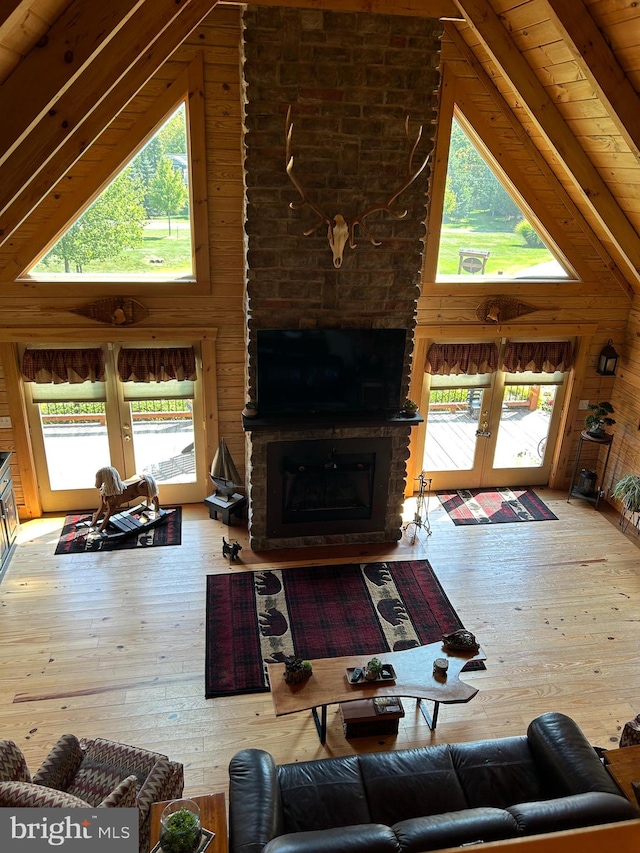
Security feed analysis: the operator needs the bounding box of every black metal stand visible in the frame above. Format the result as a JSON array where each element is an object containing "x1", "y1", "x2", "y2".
[
  {"x1": 567, "y1": 430, "x2": 613, "y2": 510},
  {"x1": 311, "y1": 705, "x2": 328, "y2": 744},
  {"x1": 403, "y1": 472, "x2": 432, "y2": 544}
]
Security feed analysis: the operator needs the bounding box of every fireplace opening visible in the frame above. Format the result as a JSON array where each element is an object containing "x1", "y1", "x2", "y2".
[
  {"x1": 267, "y1": 437, "x2": 392, "y2": 538},
  {"x1": 283, "y1": 449, "x2": 375, "y2": 522}
]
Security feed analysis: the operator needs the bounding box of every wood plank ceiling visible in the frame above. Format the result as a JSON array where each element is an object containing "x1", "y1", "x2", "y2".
[{"x1": 1, "y1": 0, "x2": 640, "y2": 296}]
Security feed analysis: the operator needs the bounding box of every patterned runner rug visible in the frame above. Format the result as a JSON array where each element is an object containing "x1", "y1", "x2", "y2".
[
  {"x1": 437, "y1": 488, "x2": 557, "y2": 525},
  {"x1": 205, "y1": 559, "x2": 482, "y2": 698},
  {"x1": 54, "y1": 507, "x2": 182, "y2": 553}
]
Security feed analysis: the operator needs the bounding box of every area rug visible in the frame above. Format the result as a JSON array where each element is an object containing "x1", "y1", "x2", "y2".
[
  {"x1": 437, "y1": 488, "x2": 557, "y2": 525},
  {"x1": 54, "y1": 507, "x2": 182, "y2": 554},
  {"x1": 205, "y1": 559, "x2": 483, "y2": 698}
]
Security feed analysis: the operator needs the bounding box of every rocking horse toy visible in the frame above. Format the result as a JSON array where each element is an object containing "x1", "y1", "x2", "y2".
[{"x1": 88, "y1": 466, "x2": 168, "y2": 538}]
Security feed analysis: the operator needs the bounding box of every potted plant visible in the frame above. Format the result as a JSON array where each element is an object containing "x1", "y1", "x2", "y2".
[
  {"x1": 283, "y1": 655, "x2": 312, "y2": 685},
  {"x1": 242, "y1": 401, "x2": 258, "y2": 418},
  {"x1": 585, "y1": 401, "x2": 615, "y2": 437},
  {"x1": 611, "y1": 474, "x2": 640, "y2": 514},
  {"x1": 364, "y1": 657, "x2": 383, "y2": 681},
  {"x1": 159, "y1": 799, "x2": 202, "y2": 853},
  {"x1": 400, "y1": 398, "x2": 419, "y2": 418}
]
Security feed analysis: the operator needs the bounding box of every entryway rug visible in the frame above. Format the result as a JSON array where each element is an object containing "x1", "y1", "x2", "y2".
[
  {"x1": 437, "y1": 488, "x2": 557, "y2": 526},
  {"x1": 54, "y1": 507, "x2": 182, "y2": 554},
  {"x1": 205, "y1": 559, "x2": 483, "y2": 698}
]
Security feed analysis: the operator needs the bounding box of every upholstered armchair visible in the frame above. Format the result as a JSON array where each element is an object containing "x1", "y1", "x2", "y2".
[{"x1": 0, "y1": 734, "x2": 184, "y2": 853}]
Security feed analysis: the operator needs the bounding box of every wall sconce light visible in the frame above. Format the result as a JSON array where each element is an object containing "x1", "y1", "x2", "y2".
[{"x1": 597, "y1": 339, "x2": 619, "y2": 376}]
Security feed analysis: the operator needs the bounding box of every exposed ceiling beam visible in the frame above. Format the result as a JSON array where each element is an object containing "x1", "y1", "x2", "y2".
[
  {"x1": 221, "y1": 0, "x2": 463, "y2": 18},
  {"x1": 0, "y1": 0, "x2": 218, "y2": 247},
  {"x1": 444, "y1": 22, "x2": 635, "y2": 300},
  {"x1": 0, "y1": 1, "x2": 31, "y2": 40},
  {"x1": 452, "y1": 0, "x2": 640, "y2": 289},
  {"x1": 544, "y1": 0, "x2": 640, "y2": 162},
  {"x1": 0, "y1": 0, "x2": 149, "y2": 167}
]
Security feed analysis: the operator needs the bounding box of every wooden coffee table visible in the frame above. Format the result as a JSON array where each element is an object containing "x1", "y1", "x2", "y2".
[
  {"x1": 149, "y1": 792, "x2": 227, "y2": 853},
  {"x1": 267, "y1": 640, "x2": 486, "y2": 744}
]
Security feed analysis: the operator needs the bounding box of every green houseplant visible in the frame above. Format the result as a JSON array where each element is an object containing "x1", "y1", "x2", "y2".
[
  {"x1": 611, "y1": 474, "x2": 640, "y2": 513},
  {"x1": 159, "y1": 799, "x2": 202, "y2": 853},
  {"x1": 584, "y1": 401, "x2": 615, "y2": 437},
  {"x1": 283, "y1": 655, "x2": 312, "y2": 685},
  {"x1": 364, "y1": 657, "x2": 383, "y2": 681}
]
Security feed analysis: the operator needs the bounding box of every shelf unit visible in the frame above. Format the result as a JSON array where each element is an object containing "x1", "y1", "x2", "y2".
[{"x1": 566, "y1": 430, "x2": 613, "y2": 510}]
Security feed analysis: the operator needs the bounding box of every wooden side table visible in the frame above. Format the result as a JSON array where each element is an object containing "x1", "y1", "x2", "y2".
[
  {"x1": 204, "y1": 493, "x2": 247, "y2": 526},
  {"x1": 150, "y1": 793, "x2": 227, "y2": 853},
  {"x1": 604, "y1": 745, "x2": 640, "y2": 804}
]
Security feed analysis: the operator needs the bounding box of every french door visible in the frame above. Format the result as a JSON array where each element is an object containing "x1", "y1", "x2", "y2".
[
  {"x1": 24, "y1": 342, "x2": 206, "y2": 512},
  {"x1": 421, "y1": 341, "x2": 567, "y2": 490}
]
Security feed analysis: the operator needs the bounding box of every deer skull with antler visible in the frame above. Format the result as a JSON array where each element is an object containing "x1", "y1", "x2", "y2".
[{"x1": 285, "y1": 106, "x2": 430, "y2": 269}]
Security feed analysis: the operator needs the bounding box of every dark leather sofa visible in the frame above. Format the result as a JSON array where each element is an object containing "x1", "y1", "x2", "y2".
[{"x1": 228, "y1": 712, "x2": 638, "y2": 853}]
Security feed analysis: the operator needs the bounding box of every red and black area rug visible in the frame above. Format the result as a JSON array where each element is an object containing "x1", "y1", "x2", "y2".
[
  {"x1": 54, "y1": 507, "x2": 182, "y2": 554},
  {"x1": 205, "y1": 559, "x2": 482, "y2": 698},
  {"x1": 437, "y1": 487, "x2": 558, "y2": 526}
]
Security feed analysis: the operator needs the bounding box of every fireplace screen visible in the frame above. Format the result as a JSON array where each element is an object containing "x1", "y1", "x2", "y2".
[
  {"x1": 283, "y1": 449, "x2": 375, "y2": 522},
  {"x1": 266, "y1": 437, "x2": 392, "y2": 538}
]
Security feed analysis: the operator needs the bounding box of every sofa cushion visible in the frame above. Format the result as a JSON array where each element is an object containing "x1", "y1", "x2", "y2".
[
  {"x1": 263, "y1": 825, "x2": 398, "y2": 853},
  {"x1": 359, "y1": 745, "x2": 467, "y2": 824},
  {"x1": 450, "y1": 736, "x2": 543, "y2": 808},
  {"x1": 393, "y1": 807, "x2": 519, "y2": 853},
  {"x1": 507, "y1": 791, "x2": 640, "y2": 836},
  {"x1": 277, "y1": 756, "x2": 370, "y2": 832}
]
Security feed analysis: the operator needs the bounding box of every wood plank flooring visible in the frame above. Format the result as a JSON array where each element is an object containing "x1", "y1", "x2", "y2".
[{"x1": 0, "y1": 490, "x2": 638, "y2": 800}]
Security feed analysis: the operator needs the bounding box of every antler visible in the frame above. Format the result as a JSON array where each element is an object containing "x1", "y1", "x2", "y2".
[
  {"x1": 285, "y1": 106, "x2": 331, "y2": 236},
  {"x1": 349, "y1": 116, "x2": 430, "y2": 248}
]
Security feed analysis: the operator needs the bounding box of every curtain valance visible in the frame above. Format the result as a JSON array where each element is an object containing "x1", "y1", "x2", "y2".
[
  {"x1": 502, "y1": 341, "x2": 573, "y2": 373},
  {"x1": 117, "y1": 347, "x2": 197, "y2": 383},
  {"x1": 22, "y1": 348, "x2": 105, "y2": 384},
  {"x1": 425, "y1": 343, "x2": 498, "y2": 375}
]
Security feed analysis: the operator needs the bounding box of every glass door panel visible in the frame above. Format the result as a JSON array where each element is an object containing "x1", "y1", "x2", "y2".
[
  {"x1": 492, "y1": 385, "x2": 557, "y2": 469},
  {"x1": 38, "y1": 402, "x2": 111, "y2": 491},
  {"x1": 423, "y1": 387, "x2": 486, "y2": 472},
  {"x1": 129, "y1": 400, "x2": 196, "y2": 484}
]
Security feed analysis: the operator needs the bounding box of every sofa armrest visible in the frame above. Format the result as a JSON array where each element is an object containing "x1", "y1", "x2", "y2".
[
  {"x1": 229, "y1": 749, "x2": 284, "y2": 853},
  {"x1": 527, "y1": 712, "x2": 623, "y2": 797},
  {"x1": 32, "y1": 733, "x2": 84, "y2": 791}
]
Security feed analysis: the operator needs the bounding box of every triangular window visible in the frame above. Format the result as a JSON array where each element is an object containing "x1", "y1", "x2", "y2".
[
  {"x1": 31, "y1": 104, "x2": 193, "y2": 280},
  {"x1": 437, "y1": 116, "x2": 570, "y2": 282}
]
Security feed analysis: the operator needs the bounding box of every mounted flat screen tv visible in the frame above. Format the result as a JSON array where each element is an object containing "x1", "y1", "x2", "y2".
[{"x1": 256, "y1": 328, "x2": 407, "y2": 417}]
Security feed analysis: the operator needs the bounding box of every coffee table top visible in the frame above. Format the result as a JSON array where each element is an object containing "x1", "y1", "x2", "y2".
[{"x1": 267, "y1": 640, "x2": 485, "y2": 717}]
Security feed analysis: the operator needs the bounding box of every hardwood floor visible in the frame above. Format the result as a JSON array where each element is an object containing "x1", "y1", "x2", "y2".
[{"x1": 1, "y1": 490, "x2": 639, "y2": 800}]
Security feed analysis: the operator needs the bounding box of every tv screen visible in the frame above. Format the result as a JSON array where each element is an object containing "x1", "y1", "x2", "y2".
[{"x1": 256, "y1": 328, "x2": 407, "y2": 417}]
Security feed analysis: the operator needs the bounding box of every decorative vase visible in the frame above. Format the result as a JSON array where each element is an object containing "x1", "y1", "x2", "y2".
[{"x1": 160, "y1": 799, "x2": 202, "y2": 853}]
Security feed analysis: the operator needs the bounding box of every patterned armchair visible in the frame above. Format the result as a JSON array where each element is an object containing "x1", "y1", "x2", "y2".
[{"x1": 0, "y1": 734, "x2": 184, "y2": 853}]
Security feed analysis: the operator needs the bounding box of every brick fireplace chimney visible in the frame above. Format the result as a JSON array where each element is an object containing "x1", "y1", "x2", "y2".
[{"x1": 242, "y1": 7, "x2": 443, "y2": 549}]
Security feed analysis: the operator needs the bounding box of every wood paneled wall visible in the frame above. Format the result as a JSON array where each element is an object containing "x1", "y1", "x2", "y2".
[{"x1": 0, "y1": 2, "x2": 639, "y2": 518}]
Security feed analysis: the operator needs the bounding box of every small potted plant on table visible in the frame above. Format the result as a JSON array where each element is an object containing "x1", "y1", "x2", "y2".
[
  {"x1": 159, "y1": 799, "x2": 202, "y2": 853},
  {"x1": 283, "y1": 655, "x2": 312, "y2": 685},
  {"x1": 364, "y1": 657, "x2": 383, "y2": 681},
  {"x1": 585, "y1": 401, "x2": 615, "y2": 437}
]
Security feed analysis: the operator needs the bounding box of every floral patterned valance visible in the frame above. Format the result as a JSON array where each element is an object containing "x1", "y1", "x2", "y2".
[
  {"x1": 22, "y1": 348, "x2": 105, "y2": 384},
  {"x1": 425, "y1": 343, "x2": 499, "y2": 375},
  {"x1": 502, "y1": 341, "x2": 573, "y2": 373},
  {"x1": 117, "y1": 347, "x2": 197, "y2": 383}
]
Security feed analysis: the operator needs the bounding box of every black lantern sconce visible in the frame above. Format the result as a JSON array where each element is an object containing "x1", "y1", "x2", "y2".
[{"x1": 596, "y1": 339, "x2": 619, "y2": 376}]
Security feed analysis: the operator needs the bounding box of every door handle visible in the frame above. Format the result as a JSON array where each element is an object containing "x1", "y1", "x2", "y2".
[{"x1": 475, "y1": 420, "x2": 492, "y2": 438}]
